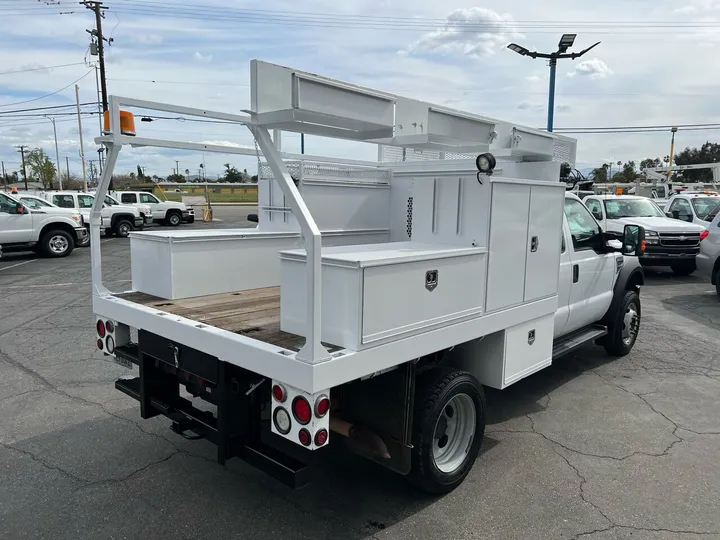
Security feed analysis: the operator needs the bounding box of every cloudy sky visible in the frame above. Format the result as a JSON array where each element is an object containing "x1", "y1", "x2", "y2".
[{"x1": 1, "y1": 0, "x2": 719, "y2": 179}]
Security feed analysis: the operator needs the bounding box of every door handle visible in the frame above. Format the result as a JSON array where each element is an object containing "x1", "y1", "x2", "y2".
[
  {"x1": 530, "y1": 236, "x2": 539, "y2": 252},
  {"x1": 572, "y1": 264, "x2": 579, "y2": 283}
]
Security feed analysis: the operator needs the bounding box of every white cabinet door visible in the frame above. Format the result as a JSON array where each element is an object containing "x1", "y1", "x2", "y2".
[
  {"x1": 486, "y1": 182, "x2": 530, "y2": 312},
  {"x1": 524, "y1": 185, "x2": 564, "y2": 303}
]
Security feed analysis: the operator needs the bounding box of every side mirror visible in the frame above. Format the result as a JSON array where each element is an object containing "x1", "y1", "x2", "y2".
[
  {"x1": 665, "y1": 211, "x2": 674, "y2": 218},
  {"x1": 671, "y1": 210, "x2": 680, "y2": 219},
  {"x1": 10, "y1": 204, "x2": 26, "y2": 215},
  {"x1": 622, "y1": 224, "x2": 646, "y2": 257},
  {"x1": 247, "y1": 213, "x2": 258, "y2": 223}
]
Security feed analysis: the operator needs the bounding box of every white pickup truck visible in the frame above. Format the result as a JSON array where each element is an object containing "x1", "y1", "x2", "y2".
[
  {"x1": 583, "y1": 194, "x2": 707, "y2": 275},
  {"x1": 38, "y1": 191, "x2": 145, "y2": 238},
  {"x1": 90, "y1": 67, "x2": 648, "y2": 496},
  {"x1": 0, "y1": 191, "x2": 88, "y2": 257},
  {"x1": 111, "y1": 190, "x2": 193, "y2": 226},
  {"x1": 16, "y1": 194, "x2": 94, "y2": 247}
]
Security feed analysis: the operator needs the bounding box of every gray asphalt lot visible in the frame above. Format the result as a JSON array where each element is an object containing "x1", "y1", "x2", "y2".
[{"x1": 1, "y1": 209, "x2": 719, "y2": 540}]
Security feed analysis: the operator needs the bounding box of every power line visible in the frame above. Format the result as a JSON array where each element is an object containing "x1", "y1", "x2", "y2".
[
  {"x1": 0, "y1": 62, "x2": 87, "y2": 76},
  {"x1": 0, "y1": 102, "x2": 97, "y2": 115},
  {"x1": 0, "y1": 69, "x2": 94, "y2": 108}
]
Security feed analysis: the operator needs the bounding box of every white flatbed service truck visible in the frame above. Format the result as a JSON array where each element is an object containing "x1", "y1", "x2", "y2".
[{"x1": 90, "y1": 61, "x2": 646, "y2": 494}]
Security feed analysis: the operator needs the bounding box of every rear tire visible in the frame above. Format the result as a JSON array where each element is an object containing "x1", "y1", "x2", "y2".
[
  {"x1": 408, "y1": 367, "x2": 485, "y2": 495},
  {"x1": 114, "y1": 220, "x2": 133, "y2": 238},
  {"x1": 604, "y1": 290, "x2": 641, "y2": 357},
  {"x1": 715, "y1": 269, "x2": 720, "y2": 298},
  {"x1": 167, "y1": 212, "x2": 181, "y2": 226},
  {"x1": 670, "y1": 261, "x2": 696, "y2": 276},
  {"x1": 40, "y1": 229, "x2": 74, "y2": 258}
]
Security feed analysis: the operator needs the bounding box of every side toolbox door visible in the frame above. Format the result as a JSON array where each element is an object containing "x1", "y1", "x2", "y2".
[{"x1": 564, "y1": 198, "x2": 616, "y2": 334}]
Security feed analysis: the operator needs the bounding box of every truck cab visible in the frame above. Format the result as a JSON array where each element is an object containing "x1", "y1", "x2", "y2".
[
  {"x1": 0, "y1": 192, "x2": 87, "y2": 257},
  {"x1": 584, "y1": 194, "x2": 706, "y2": 275},
  {"x1": 664, "y1": 192, "x2": 720, "y2": 225},
  {"x1": 112, "y1": 190, "x2": 193, "y2": 226}
]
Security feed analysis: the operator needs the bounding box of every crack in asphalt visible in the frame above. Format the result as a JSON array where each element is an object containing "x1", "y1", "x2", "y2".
[
  {"x1": 1, "y1": 442, "x2": 85, "y2": 483},
  {"x1": 574, "y1": 525, "x2": 720, "y2": 539}
]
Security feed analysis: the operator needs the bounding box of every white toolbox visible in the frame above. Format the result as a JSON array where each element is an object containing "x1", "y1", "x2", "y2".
[{"x1": 279, "y1": 242, "x2": 487, "y2": 351}]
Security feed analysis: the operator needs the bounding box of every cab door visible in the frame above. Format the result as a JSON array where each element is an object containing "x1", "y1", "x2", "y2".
[
  {"x1": 0, "y1": 193, "x2": 34, "y2": 244},
  {"x1": 554, "y1": 224, "x2": 573, "y2": 337},
  {"x1": 563, "y1": 197, "x2": 616, "y2": 334}
]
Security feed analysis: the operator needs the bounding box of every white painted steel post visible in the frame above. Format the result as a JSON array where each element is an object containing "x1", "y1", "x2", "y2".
[
  {"x1": 251, "y1": 125, "x2": 330, "y2": 365},
  {"x1": 90, "y1": 96, "x2": 123, "y2": 295}
]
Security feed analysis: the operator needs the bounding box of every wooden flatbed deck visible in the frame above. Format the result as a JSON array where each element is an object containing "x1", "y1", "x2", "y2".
[{"x1": 118, "y1": 286, "x2": 338, "y2": 352}]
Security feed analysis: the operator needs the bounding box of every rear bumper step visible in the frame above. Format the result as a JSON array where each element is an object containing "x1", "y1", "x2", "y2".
[{"x1": 553, "y1": 324, "x2": 608, "y2": 360}]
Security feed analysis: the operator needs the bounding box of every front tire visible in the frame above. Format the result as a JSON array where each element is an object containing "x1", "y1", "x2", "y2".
[
  {"x1": 166, "y1": 212, "x2": 182, "y2": 226},
  {"x1": 40, "y1": 229, "x2": 74, "y2": 258},
  {"x1": 114, "y1": 220, "x2": 133, "y2": 238},
  {"x1": 604, "y1": 290, "x2": 641, "y2": 357},
  {"x1": 408, "y1": 367, "x2": 485, "y2": 495},
  {"x1": 671, "y1": 261, "x2": 696, "y2": 276}
]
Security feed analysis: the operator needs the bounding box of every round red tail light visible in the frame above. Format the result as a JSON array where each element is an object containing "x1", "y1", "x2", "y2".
[
  {"x1": 105, "y1": 320, "x2": 115, "y2": 333},
  {"x1": 292, "y1": 396, "x2": 311, "y2": 425},
  {"x1": 272, "y1": 384, "x2": 287, "y2": 403},
  {"x1": 314, "y1": 429, "x2": 328, "y2": 447},
  {"x1": 298, "y1": 428, "x2": 311, "y2": 447},
  {"x1": 315, "y1": 395, "x2": 330, "y2": 417},
  {"x1": 700, "y1": 230, "x2": 709, "y2": 241},
  {"x1": 96, "y1": 338, "x2": 104, "y2": 350},
  {"x1": 96, "y1": 320, "x2": 106, "y2": 338}
]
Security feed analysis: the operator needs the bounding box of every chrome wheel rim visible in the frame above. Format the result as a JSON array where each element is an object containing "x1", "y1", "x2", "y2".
[
  {"x1": 48, "y1": 235, "x2": 69, "y2": 254},
  {"x1": 119, "y1": 223, "x2": 130, "y2": 235},
  {"x1": 169, "y1": 214, "x2": 180, "y2": 225},
  {"x1": 622, "y1": 303, "x2": 639, "y2": 346},
  {"x1": 432, "y1": 393, "x2": 476, "y2": 474}
]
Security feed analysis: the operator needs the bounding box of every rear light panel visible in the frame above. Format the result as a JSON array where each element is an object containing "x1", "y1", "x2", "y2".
[
  {"x1": 700, "y1": 230, "x2": 709, "y2": 241},
  {"x1": 95, "y1": 316, "x2": 130, "y2": 359},
  {"x1": 270, "y1": 380, "x2": 330, "y2": 450}
]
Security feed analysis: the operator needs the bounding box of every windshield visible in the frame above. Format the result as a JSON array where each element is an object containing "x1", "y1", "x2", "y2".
[
  {"x1": 20, "y1": 197, "x2": 52, "y2": 208},
  {"x1": 604, "y1": 199, "x2": 665, "y2": 219},
  {"x1": 690, "y1": 197, "x2": 720, "y2": 221}
]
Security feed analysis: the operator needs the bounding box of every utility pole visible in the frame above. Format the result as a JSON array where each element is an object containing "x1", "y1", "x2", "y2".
[
  {"x1": 66, "y1": 156, "x2": 70, "y2": 182},
  {"x1": 76, "y1": 84, "x2": 88, "y2": 191},
  {"x1": 82, "y1": 1, "x2": 110, "y2": 112},
  {"x1": 17, "y1": 145, "x2": 28, "y2": 191},
  {"x1": 44, "y1": 116, "x2": 62, "y2": 189},
  {"x1": 667, "y1": 127, "x2": 678, "y2": 184},
  {"x1": 1, "y1": 161, "x2": 5, "y2": 185},
  {"x1": 175, "y1": 160, "x2": 179, "y2": 175}
]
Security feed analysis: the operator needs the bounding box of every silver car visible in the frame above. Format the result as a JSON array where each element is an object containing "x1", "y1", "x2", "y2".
[{"x1": 696, "y1": 206, "x2": 720, "y2": 297}]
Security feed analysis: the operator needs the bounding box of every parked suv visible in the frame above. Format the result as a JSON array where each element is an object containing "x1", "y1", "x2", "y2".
[
  {"x1": 584, "y1": 194, "x2": 707, "y2": 275},
  {"x1": 0, "y1": 192, "x2": 87, "y2": 257},
  {"x1": 696, "y1": 205, "x2": 720, "y2": 297},
  {"x1": 111, "y1": 190, "x2": 193, "y2": 225}
]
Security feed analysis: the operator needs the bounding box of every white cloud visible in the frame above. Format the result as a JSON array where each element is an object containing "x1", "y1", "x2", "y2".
[
  {"x1": 404, "y1": 7, "x2": 522, "y2": 58},
  {"x1": 517, "y1": 101, "x2": 569, "y2": 113},
  {"x1": 566, "y1": 59, "x2": 613, "y2": 80},
  {"x1": 132, "y1": 34, "x2": 164, "y2": 45},
  {"x1": 673, "y1": 0, "x2": 720, "y2": 13},
  {"x1": 193, "y1": 51, "x2": 212, "y2": 64}
]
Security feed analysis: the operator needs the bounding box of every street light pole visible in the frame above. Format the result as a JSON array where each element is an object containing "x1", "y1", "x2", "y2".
[
  {"x1": 508, "y1": 35, "x2": 601, "y2": 132},
  {"x1": 45, "y1": 116, "x2": 63, "y2": 189}
]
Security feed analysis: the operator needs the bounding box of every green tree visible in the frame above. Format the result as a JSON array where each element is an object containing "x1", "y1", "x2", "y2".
[
  {"x1": 25, "y1": 148, "x2": 56, "y2": 189},
  {"x1": 640, "y1": 157, "x2": 663, "y2": 170},
  {"x1": 672, "y1": 142, "x2": 720, "y2": 182},
  {"x1": 220, "y1": 163, "x2": 245, "y2": 183},
  {"x1": 590, "y1": 163, "x2": 609, "y2": 182},
  {"x1": 167, "y1": 172, "x2": 186, "y2": 183}
]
